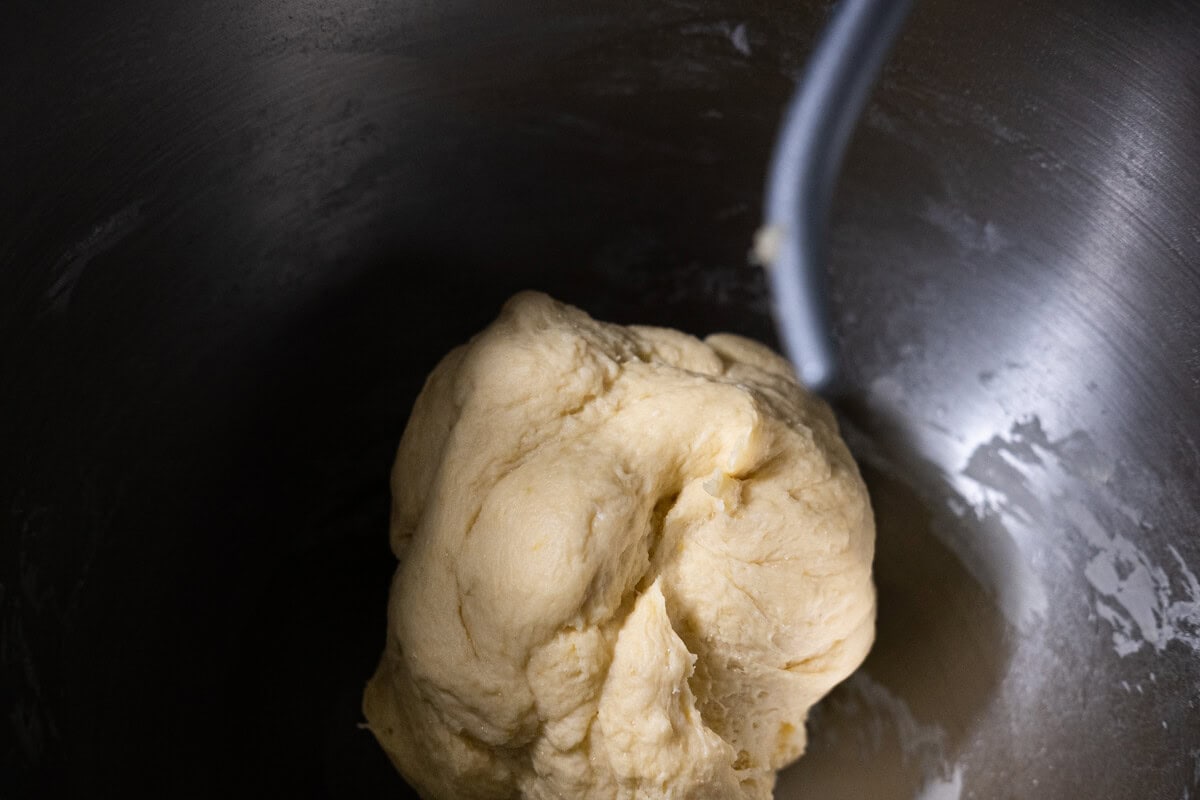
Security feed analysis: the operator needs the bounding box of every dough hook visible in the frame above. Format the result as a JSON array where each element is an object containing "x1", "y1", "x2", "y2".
[{"x1": 761, "y1": 0, "x2": 913, "y2": 393}]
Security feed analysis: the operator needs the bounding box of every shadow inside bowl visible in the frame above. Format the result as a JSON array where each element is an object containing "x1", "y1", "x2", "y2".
[{"x1": 776, "y1": 431, "x2": 1015, "y2": 797}]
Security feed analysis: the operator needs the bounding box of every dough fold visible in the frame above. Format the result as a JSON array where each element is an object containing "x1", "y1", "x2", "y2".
[{"x1": 364, "y1": 292, "x2": 875, "y2": 799}]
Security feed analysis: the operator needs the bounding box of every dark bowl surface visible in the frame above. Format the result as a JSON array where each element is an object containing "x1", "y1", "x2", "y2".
[{"x1": 4, "y1": 1, "x2": 1199, "y2": 798}]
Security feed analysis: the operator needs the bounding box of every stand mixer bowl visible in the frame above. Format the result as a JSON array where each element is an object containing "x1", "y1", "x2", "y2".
[{"x1": 4, "y1": 1, "x2": 1199, "y2": 797}]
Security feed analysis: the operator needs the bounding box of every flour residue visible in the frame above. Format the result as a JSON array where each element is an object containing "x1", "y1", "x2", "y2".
[
  {"x1": 1063, "y1": 495, "x2": 1200, "y2": 656},
  {"x1": 920, "y1": 198, "x2": 1007, "y2": 255},
  {"x1": 729, "y1": 23, "x2": 752, "y2": 56},
  {"x1": 940, "y1": 491, "x2": 1049, "y2": 631},
  {"x1": 916, "y1": 763, "x2": 965, "y2": 800},
  {"x1": 845, "y1": 391, "x2": 1049, "y2": 632},
  {"x1": 679, "y1": 20, "x2": 752, "y2": 57},
  {"x1": 843, "y1": 672, "x2": 959, "y2": 790},
  {"x1": 778, "y1": 669, "x2": 961, "y2": 798},
  {"x1": 958, "y1": 417, "x2": 1200, "y2": 658}
]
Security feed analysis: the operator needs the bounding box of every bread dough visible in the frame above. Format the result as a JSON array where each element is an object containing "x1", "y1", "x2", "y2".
[{"x1": 363, "y1": 292, "x2": 875, "y2": 799}]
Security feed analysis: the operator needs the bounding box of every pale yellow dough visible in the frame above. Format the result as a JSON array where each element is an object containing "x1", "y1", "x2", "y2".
[{"x1": 363, "y1": 292, "x2": 875, "y2": 799}]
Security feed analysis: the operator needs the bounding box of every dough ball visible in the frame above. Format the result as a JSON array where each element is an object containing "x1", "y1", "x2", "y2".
[{"x1": 363, "y1": 292, "x2": 875, "y2": 799}]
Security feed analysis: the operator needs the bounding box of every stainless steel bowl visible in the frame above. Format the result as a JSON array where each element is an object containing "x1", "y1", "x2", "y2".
[{"x1": 4, "y1": 1, "x2": 1198, "y2": 797}]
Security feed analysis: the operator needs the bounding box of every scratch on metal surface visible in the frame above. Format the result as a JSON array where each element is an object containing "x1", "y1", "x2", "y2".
[{"x1": 42, "y1": 202, "x2": 144, "y2": 314}]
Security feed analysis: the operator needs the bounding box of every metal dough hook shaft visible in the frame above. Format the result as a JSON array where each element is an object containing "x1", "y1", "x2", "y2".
[{"x1": 762, "y1": 0, "x2": 913, "y2": 393}]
